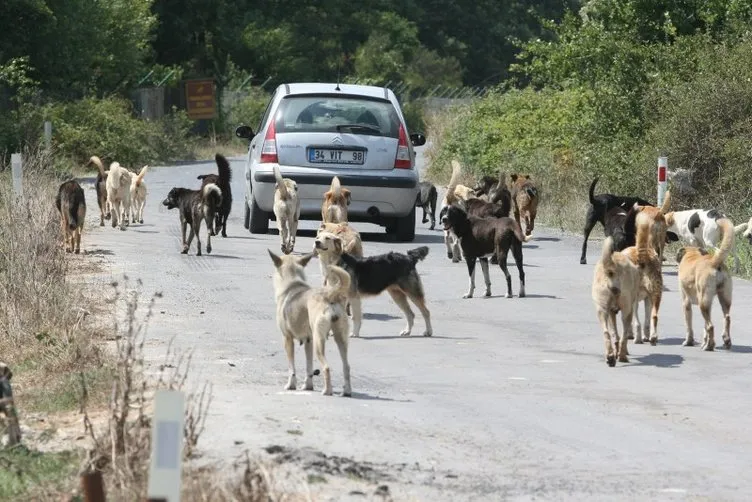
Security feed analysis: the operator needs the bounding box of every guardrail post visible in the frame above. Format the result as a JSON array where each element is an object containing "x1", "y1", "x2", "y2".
[
  {"x1": 11, "y1": 153, "x2": 22, "y2": 198},
  {"x1": 657, "y1": 156, "x2": 668, "y2": 207}
]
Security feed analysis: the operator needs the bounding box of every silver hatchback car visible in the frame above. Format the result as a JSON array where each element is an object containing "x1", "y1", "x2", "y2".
[{"x1": 235, "y1": 82, "x2": 426, "y2": 242}]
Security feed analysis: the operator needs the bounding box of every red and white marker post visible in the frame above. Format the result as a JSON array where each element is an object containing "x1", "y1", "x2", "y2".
[{"x1": 657, "y1": 156, "x2": 668, "y2": 206}]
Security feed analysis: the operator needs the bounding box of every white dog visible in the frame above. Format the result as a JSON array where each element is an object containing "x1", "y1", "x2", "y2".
[
  {"x1": 128, "y1": 166, "x2": 148, "y2": 224},
  {"x1": 665, "y1": 209, "x2": 750, "y2": 270},
  {"x1": 105, "y1": 161, "x2": 133, "y2": 230},
  {"x1": 272, "y1": 165, "x2": 301, "y2": 254}
]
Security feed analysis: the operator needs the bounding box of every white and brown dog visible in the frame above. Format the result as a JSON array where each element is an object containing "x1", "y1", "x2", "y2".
[
  {"x1": 321, "y1": 176, "x2": 351, "y2": 224},
  {"x1": 667, "y1": 208, "x2": 749, "y2": 271},
  {"x1": 105, "y1": 161, "x2": 133, "y2": 230},
  {"x1": 273, "y1": 165, "x2": 301, "y2": 254}
]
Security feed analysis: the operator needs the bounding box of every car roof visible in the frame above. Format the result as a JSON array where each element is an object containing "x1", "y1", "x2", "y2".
[{"x1": 276, "y1": 82, "x2": 394, "y2": 101}]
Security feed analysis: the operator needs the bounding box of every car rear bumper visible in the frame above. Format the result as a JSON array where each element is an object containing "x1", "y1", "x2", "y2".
[{"x1": 250, "y1": 166, "x2": 419, "y2": 223}]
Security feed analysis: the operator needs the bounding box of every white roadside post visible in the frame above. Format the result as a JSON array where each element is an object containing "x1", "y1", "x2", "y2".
[
  {"x1": 147, "y1": 390, "x2": 185, "y2": 502},
  {"x1": 44, "y1": 121, "x2": 52, "y2": 151},
  {"x1": 11, "y1": 153, "x2": 23, "y2": 198},
  {"x1": 657, "y1": 156, "x2": 668, "y2": 207}
]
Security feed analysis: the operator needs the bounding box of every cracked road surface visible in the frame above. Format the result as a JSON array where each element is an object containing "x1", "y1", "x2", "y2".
[{"x1": 80, "y1": 149, "x2": 752, "y2": 501}]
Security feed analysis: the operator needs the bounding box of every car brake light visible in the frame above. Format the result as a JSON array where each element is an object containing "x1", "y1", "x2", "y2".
[
  {"x1": 394, "y1": 124, "x2": 412, "y2": 169},
  {"x1": 260, "y1": 120, "x2": 278, "y2": 163}
]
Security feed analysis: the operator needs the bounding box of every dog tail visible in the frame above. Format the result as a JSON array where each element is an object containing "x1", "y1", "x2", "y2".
[
  {"x1": 659, "y1": 191, "x2": 672, "y2": 214},
  {"x1": 407, "y1": 246, "x2": 430, "y2": 264},
  {"x1": 273, "y1": 165, "x2": 289, "y2": 199},
  {"x1": 712, "y1": 218, "x2": 735, "y2": 269},
  {"x1": 89, "y1": 156, "x2": 106, "y2": 177},
  {"x1": 330, "y1": 176, "x2": 343, "y2": 197},
  {"x1": 624, "y1": 203, "x2": 639, "y2": 240},
  {"x1": 215, "y1": 153, "x2": 232, "y2": 184},
  {"x1": 512, "y1": 221, "x2": 532, "y2": 243},
  {"x1": 203, "y1": 182, "x2": 223, "y2": 213},
  {"x1": 445, "y1": 160, "x2": 462, "y2": 204},
  {"x1": 134, "y1": 165, "x2": 148, "y2": 187},
  {"x1": 323, "y1": 265, "x2": 352, "y2": 304},
  {"x1": 600, "y1": 236, "x2": 616, "y2": 267},
  {"x1": 634, "y1": 210, "x2": 653, "y2": 264},
  {"x1": 588, "y1": 177, "x2": 599, "y2": 205}
]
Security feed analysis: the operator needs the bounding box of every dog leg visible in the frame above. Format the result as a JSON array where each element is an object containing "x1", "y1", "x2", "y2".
[
  {"x1": 718, "y1": 288, "x2": 732, "y2": 349},
  {"x1": 313, "y1": 330, "x2": 332, "y2": 396},
  {"x1": 479, "y1": 258, "x2": 492, "y2": 297},
  {"x1": 110, "y1": 200, "x2": 119, "y2": 229},
  {"x1": 180, "y1": 219, "x2": 189, "y2": 254},
  {"x1": 75, "y1": 227, "x2": 82, "y2": 254},
  {"x1": 580, "y1": 207, "x2": 599, "y2": 264},
  {"x1": 283, "y1": 335, "x2": 297, "y2": 391},
  {"x1": 196, "y1": 224, "x2": 204, "y2": 256},
  {"x1": 303, "y1": 338, "x2": 314, "y2": 391},
  {"x1": 598, "y1": 310, "x2": 616, "y2": 367},
  {"x1": 278, "y1": 216, "x2": 289, "y2": 254},
  {"x1": 333, "y1": 325, "x2": 352, "y2": 396},
  {"x1": 463, "y1": 258, "x2": 477, "y2": 298},
  {"x1": 700, "y1": 301, "x2": 715, "y2": 351},
  {"x1": 421, "y1": 204, "x2": 428, "y2": 223},
  {"x1": 632, "y1": 300, "x2": 643, "y2": 343},
  {"x1": 221, "y1": 212, "x2": 228, "y2": 238},
  {"x1": 497, "y1": 251, "x2": 513, "y2": 298},
  {"x1": 429, "y1": 201, "x2": 436, "y2": 230},
  {"x1": 186, "y1": 225, "x2": 197, "y2": 256},
  {"x1": 289, "y1": 215, "x2": 299, "y2": 254},
  {"x1": 204, "y1": 217, "x2": 212, "y2": 254},
  {"x1": 618, "y1": 309, "x2": 633, "y2": 363},
  {"x1": 512, "y1": 241, "x2": 526, "y2": 298},
  {"x1": 405, "y1": 289, "x2": 432, "y2": 337},
  {"x1": 649, "y1": 292, "x2": 660, "y2": 346},
  {"x1": 681, "y1": 294, "x2": 695, "y2": 347},
  {"x1": 388, "y1": 288, "x2": 415, "y2": 337},
  {"x1": 349, "y1": 295, "x2": 362, "y2": 338}
]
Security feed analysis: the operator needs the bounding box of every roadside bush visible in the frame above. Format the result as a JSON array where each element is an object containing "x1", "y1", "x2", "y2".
[
  {"x1": 401, "y1": 99, "x2": 427, "y2": 135},
  {"x1": 222, "y1": 87, "x2": 270, "y2": 135}
]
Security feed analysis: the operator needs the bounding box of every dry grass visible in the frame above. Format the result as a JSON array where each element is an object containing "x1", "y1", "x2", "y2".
[
  {"x1": 0, "y1": 146, "x2": 110, "y2": 413},
  {"x1": 194, "y1": 132, "x2": 248, "y2": 161}
]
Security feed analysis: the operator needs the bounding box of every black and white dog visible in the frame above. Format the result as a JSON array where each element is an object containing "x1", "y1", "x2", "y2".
[{"x1": 162, "y1": 183, "x2": 222, "y2": 256}]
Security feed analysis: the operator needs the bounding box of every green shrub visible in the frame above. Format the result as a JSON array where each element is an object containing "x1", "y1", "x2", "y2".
[
  {"x1": 401, "y1": 99, "x2": 427, "y2": 134},
  {"x1": 222, "y1": 87, "x2": 270, "y2": 135}
]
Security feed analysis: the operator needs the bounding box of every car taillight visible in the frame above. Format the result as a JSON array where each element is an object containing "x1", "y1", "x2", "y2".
[
  {"x1": 260, "y1": 120, "x2": 278, "y2": 163},
  {"x1": 394, "y1": 124, "x2": 412, "y2": 169}
]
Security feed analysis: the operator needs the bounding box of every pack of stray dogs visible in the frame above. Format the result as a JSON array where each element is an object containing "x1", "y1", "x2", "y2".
[{"x1": 53, "y1": 153, "x2": 752, "y2": 398}]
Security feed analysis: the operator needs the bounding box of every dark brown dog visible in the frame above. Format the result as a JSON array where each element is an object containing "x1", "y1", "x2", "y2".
[
  {"x1": 509, "y1": 174, "x2": 539, "y2": 237},
  {"x1": 55, "y1": 179, "x2": 86, "y2": 254},
  {"x1": 88, "y1": 156, "x2": 109, "y2": 226}
]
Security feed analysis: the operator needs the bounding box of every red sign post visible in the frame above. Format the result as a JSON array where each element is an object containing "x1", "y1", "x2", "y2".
[{"x1": 657, "y1": 156, "x2": 668, "y2": 206}]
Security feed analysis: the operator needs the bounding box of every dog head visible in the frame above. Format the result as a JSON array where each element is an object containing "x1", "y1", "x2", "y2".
[
  {"x1": 0, "y1": 362, "x2": 12, "y2": 382},
  {"x1": 472, "y1": 175, "x2": 498, "y2": 196},
  {"x1": 313, "y1": 230, "x2": 344, "y2": 257},
  {"x1": 268, "y1": 249, "x2": 315, "y2": 286},
  {"x1": 441, "y1": 205, "x2": 469, "y2": 233},
  {"x1": 162, "y1": 187, "x2": 181, "y2": 210}
]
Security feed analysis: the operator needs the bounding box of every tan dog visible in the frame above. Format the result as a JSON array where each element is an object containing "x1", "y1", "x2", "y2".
[
  {"x1": 621, "y1": 209, "x2": 663, "y2": 345},
  {"x1": 509, "y1": 174, "x2": 539, "y2": 237},
  {"x1": 105, "y1": 161, "x2": 132, "y2": 230},
  {"x1": 269, "y1": 250, "x2": 352, "y2": 396},
  {"x1": 127, "y1": 166, "x2": 148, "y2": 224},
  {"x1": 321, "y1": 176, "x2": 351, "y2": 223},
  {"x1": 676, "y1": 218, "x2": 734, "y2": 351},
  {"x1": 273, "y1": 165, "x2": 301, "y2": 254},
  {"x1": 635, "y1": 191, "x2": 671, "y2": 260},
  {"x1": 592, "y1": 236, "x2": 642, "y2": 367},
  {"x1": 316, "y1": 222, "x2": 364, "y2": 277}
]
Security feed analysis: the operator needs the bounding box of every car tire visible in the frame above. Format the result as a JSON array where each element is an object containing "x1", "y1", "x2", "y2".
[
  {"x1": 243, "y1": 200, "x2": 251, "y2": 229},
  {"x1": 393, "y1": 206, "x2": 416, "y2": 242},
  {"x1": 249, "y1": 194, "x2": 269, "y2": 234}
]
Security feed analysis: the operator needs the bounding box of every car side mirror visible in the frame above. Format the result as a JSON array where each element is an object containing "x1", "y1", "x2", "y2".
[
  {"x1": 235, "y1": 125, "x2": 255, "y2": 140},
  {"x1": 409, "y1": 132, "x2": 426, "y2": 147}
]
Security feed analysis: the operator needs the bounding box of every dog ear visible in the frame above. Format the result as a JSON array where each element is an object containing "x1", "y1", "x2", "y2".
[
  {"x1": 268, "y1": 249, "x2": 283, "y2": 268},
  {"x1": 525, "y1": 174, "x2": 531, "y2": 180},
  {"x1": 342, "y1": 188, "x2": 352, "y2": 206},
  {"x1": 510, "y1": 174, "x2": 518, "y2": 182},
  {"x1": 0, "y1": 363, "x2": 12, "y2": 381},
  {"x1": 298, "y1": 252, "x2": 315, "y2": 267},
  {"x1": 333, "y1": 237, "x2": 343, "y2": 254}
]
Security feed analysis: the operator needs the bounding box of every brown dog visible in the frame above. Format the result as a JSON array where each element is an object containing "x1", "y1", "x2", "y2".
[
  {"x1": 621, "y1": 209, "x2": 663, "y2": 345},
  {"x1": 592, "y1": 236, "x2": 642, "y2": 367},
  {"x1": 88, "y1": 156, "x2": 109, "y2": 226},
  {"x1": 55, "y1": 180, "x2": 87, "y2": 254},
  {"x1": 635, "y1": 191, "x2": 671, "y2": 260},
  {"x1": 509, "y1": 174, "x2": 539, "y2": 237},
  {"x1": 676, "y1": 218, "x2": 734, "y2": 351},
  {"x1": 315, "y1": 222, "x2": 364, "y2": 281},
  {"x1": 321, "y1": 176, "x2": 351, "y2": 223}
]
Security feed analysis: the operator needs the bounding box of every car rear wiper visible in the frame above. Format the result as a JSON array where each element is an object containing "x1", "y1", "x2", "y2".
[{"x1": 335, "y1": 124, "x2": 382, "y2": 135}]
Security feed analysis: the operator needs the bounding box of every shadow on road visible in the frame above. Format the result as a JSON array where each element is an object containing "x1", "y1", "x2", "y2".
[
  {"x1": 266, "y1": 228, "x2": 445, "y2": 244},
  {"x1": 523, "y1": 294, "x2": 560, "y2": 299},
  {"x1": 632, "y1": 353, "x2": 684, "y2": 368},
  {"x1": 363, "y1": 312, "x2": 401, "y2": 321},
  {"x1": 349, "y1": 392, "x2": 413, "y2": 403},
  {"x1": 210, "y1": 254, "x2": 245, "y2": 260},
  {"x1": 85, "y1": 248, "x2": 114, "y2": 256},
  {"x1": 360, "y1": 334, "x2": 475, "y2": 341},
  {"x1": 533, "y1": 236, "x2": 562, "y2": 242}
]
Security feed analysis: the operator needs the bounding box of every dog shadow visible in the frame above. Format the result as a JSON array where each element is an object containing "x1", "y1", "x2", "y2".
[
  {"x1": 663, "y1": 271, "x2": 678, "y2": 277},
  {"x1": 522, "y1": 294, "x2": 560, "y2": 299},
  {"x1": 522, "y1": 244, "x2": 539, "y2": 249},
  {"x1": 360, "y1": 334, "x2": 475, "y2": 341},
  {"x1": 210, "y1": 254, "x2": 244, "y2": 260},
  {"x1": 85, "y1": 248, "x2": 114, "y2": 256},
  {"x1": 131, "y1": 229, "x2": 160, "y2": 234},
  {"x1": 273, "y1": 228, "x2": 445, "y2": 244},
  {"x1": 349, "y1": 392, "x2": 413, "y2": 403},
  {"x1": 631, "y1": 353, "x2": 684, "y2": 368},
  {"x1": 362, "y1": 313, "x2": 401, "y2": 321},
  {"x1": 659, "y1": 338, "x2": 752, "y2": 353},
  {"x1": 532, "y1": 237, "x2": 561, "y2": 242},
  {"x1": 657, "y1": 337, "x2": 687, "y2": 346}
]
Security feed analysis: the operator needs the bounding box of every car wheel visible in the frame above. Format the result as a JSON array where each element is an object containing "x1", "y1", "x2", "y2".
[
  {"x1": 249, "y1": 194, "x2": 269, "y2": 234},
  {"x1": 393, "y1": 206, "x2": 416, "y2": 242},
  {"x1": 243, "y1": 200, "x2": 251, "y2": 229}
]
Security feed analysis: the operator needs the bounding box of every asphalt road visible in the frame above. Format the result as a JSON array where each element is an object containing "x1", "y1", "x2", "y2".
[{"x1": 80, "y1": 148, "x2": 752, "y2": 501}]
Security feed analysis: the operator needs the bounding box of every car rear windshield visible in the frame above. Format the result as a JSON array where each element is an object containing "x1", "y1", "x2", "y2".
[{"x1": 274, "y1": 94, "x2": 400, "y2": 138}]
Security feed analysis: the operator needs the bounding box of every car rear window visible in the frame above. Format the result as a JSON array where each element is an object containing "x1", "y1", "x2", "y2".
[{"x1": 274, "y1": 94, "x2": 400, "y2": 138}]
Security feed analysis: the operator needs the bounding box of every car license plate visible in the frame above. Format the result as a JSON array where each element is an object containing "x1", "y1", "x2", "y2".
[{"x1": 309, "y1": 148, "x2": 366, "y2": 165}]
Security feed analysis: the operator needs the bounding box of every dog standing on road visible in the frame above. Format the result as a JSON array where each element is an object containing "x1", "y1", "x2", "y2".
[
  {"x1": 676, "y1": 217, "x2": 735, "y2": 351},
  {"x1": 580, "y1": 177, "x2": 654, "y2": 264},
  {"x1": 416, "y1": 181, "x2": 438, "y2": 230},
  {"x1": 161, "y1": 183, "x2": 222, "y2": 256},
  {"x1": 196, "y1": 153, "x2": 233, "y2": 237},
  {"x1": 604, "y1": 205, "x2": 639, "y2": 252},
  {"x1": 666, "y1": 208, "x2": 743, "y2": 270},
  {"x1": 321, "y1": 176, "x2": 351, "y2": 223},
  {"x1": 55, "y1": 180, "x2": 86, "y2": 254},
  {"x1": 272, "y1": 165, "x2": 301, "y2": 254},
  {"x1": 105, "y1": 161, "x2": 132, "y2": 231},
  {"x1": 509, "y1": 174, "x2": 539, "y2": 237},
  {"x1": 269, "y1": 250, "x2": 352, "y2": 396},
  {"x1": 88, "y1": 156, "x2": 110, "y2": 226},
  {"x1": 127, "y1": 165, "x2": 148, "y2": 225}
]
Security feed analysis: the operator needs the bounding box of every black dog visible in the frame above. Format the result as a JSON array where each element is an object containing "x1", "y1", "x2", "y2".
[
  {"x1": 55, "y1": 179, "x2": 87, "y2": 254},
  {"x1": 339, "y1": 246, "x2": 433, "y2": 337},
  {"x1": 415, "y1": 181, "x2": 438, "y2": 230},
  {"x1": 197, "y1": 153, "x2": 232, "y2": 237},
  {"x1": 604, "y1": 205, "x2": 639, "y2": 252},
  {"x1": 580, "y1": 177, "x2": 653, "y2": 264},
  {"x1": 442, "y1": 205, "x2": 528, "y2": 299},
  {"x1": 162, "y1": 183, "x2": 222, "y2": 256}
]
